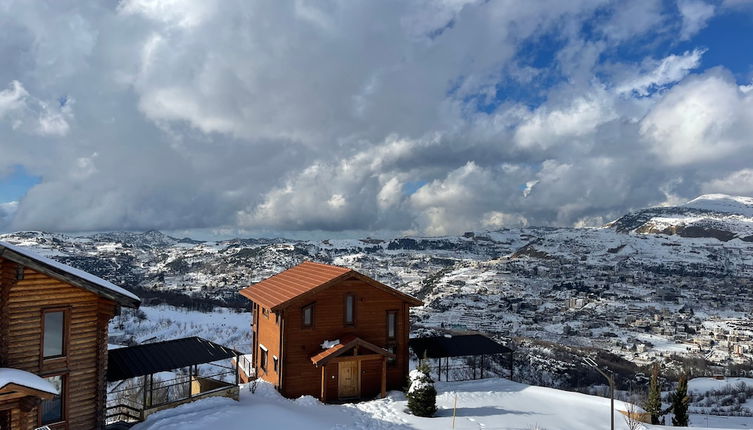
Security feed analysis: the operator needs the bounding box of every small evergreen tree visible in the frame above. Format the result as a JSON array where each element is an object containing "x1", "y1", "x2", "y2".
[
  {"x1": 671, "y1": 373, "x2": 690, "y2": 427},
  {"x1": 407, "y1": 361, "x2": 437, "y2": 417},
  {"x1": 644, "y1": 364, "x2": 662, "y2": 425}
]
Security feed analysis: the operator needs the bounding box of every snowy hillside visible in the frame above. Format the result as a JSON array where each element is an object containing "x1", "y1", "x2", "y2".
[
  {"x1": 609, "y1": 194, "x2": 753, "y2": 241},
  {"x1": 131, "y1": 378, "x2": 747, "y2": 430},
  {"x1": 684, "y1": 195, "x2": 753, "y2": 217},
  {"x1": 4, "y1": 194, "x2": 753, "y2": 392}
]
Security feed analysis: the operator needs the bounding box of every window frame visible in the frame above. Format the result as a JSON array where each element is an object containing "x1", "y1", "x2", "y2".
[
  {"x1": 41, "y1": 307, "x2": 68, "y2": 361},
  {"x1": 343, "y1": 294, "x2": 356, "y2": 327},
  {"x1": 301, "y1": 303, "x2": 315, "y2": 328},
  {"x1": 386, "y1": 310, "x2": 398, "y2": 341},
  {"x1": 39, "y1": 373, "x2": 66, "y2": 426},
  {"x1": 259, "y1": 344, "x2": 268, "y2": 372}
]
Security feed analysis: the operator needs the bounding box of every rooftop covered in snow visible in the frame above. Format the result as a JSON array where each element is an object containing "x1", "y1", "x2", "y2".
[
  {"x1": 0, "y1": 240, "x2": 140, "y2": 308},
  {"x1": 0, "y1": 367, "x2": 58, "y2": 400}
]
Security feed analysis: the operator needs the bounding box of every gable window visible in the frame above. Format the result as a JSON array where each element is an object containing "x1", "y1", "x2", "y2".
[
  {"x1": 43, "y1": 310, "x2": 66, "y2": 359},
  {"x1": 302, "y1": 303, "x2": 314, "y2": 328},
  {"x1": 259, "y1": 345, "x2": 268, "y2": 372},
  {"x1": 344, "y1": 294, "x2": 355, "y2": 326},
  {"x1": 40, "y1": 375, "x2": 64, "y2": 425},
  {"x1": 386, "y1": 310, "x2": 397, "y2": 340}
]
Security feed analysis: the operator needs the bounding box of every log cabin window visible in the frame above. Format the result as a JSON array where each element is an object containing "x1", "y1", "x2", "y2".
[
  {"x1": 344, "y1": 294, "x2": 355, "y2": 326},
  {"x1": 386, "y1": 310, "x2": 397, "y2": 340},
  {"x1": 42, "y1": 309, "x2": 66, "y2": 359},
  {"x1": 302, "y1": 303, "x2": 314, "y2": 328},
  {"x1": 40, "y1": 375, "x2": 64, "y2": 425},
  {"x1": 259, "y1": 345, "x2": 268, "y2": 372}
]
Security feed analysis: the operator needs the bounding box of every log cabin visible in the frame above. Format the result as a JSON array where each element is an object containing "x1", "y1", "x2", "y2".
[
  {"x1": 0, "y1": 242, "x2": 140, "y2": 430},
  {"x1": 239, "y1": 261, "x2": 422, "y2": 402}
]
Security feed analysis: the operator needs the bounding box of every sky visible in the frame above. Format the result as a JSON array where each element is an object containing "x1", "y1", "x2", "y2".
[{"x1": 1, "y1": 0, "x2": 753, "y2": 239}]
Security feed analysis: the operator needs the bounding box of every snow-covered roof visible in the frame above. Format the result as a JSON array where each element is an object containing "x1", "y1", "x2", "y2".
[
  {"x1": 0, "y1": 368, "x2": 58, "y2": 395},
  {"x1": 0, "y1": 241, "x2": 140, "y2": 307}
]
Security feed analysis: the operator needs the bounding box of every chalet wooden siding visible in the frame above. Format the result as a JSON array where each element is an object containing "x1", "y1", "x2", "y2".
[
  {"x1": 243, "y1": 262, "x2": 421, "y2": 403},
  {"x1": 253, "y1": 302, "x2": 283, "y2": 386},
  {"x1": 0, "y1": 256, "x2": 118, "y2": 430},
  {"x1": 281, "y1": 280, "x2": 411, "y2": 399}
]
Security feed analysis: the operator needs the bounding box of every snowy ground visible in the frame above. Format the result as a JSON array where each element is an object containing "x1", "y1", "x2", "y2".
[
  {"x1": 130, "y1": 377, "x2": 753, "y2": 430},
  {"x1": 109, "y1": 305, "x2": 251, "y2": 352}
]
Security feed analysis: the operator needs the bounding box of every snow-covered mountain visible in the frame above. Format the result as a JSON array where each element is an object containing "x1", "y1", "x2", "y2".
[
  {"x1": 4, "y1": 194, "x2": 753, "y2": 390},
  {"x1": 608, "y1": 194, "x2": 753, "y2": 241}
]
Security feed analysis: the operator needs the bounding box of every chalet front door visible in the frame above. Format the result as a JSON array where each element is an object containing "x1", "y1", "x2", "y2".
[{"x1": 338, "y1": 361, "x2": 359, "y2": 399}]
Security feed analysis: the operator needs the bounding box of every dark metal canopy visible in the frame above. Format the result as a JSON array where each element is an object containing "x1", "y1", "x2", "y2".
[
  {"x1": 107, "y1": 336, "x2": 240, "y2": 382},
  {"x1": 409, "y1": 334, "x2": 511, "y2": 359}
]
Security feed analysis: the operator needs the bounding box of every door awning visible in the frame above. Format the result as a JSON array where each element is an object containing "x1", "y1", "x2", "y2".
[{"x1": 310, "y1": 335, "x2": 394, "y2": 366}]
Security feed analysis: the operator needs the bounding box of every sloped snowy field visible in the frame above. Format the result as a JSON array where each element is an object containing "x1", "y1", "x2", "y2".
[{"x1": 130, "y1": 378, "x2": 751, "y2": 430}]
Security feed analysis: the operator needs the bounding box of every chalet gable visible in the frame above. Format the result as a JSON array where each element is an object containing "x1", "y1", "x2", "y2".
[
  {"x1": 0, "y1": 241, "x2": 140, "y2": 308},
  {"x1": 239, "y1": 261, "x2": 421, "y2": 311}
]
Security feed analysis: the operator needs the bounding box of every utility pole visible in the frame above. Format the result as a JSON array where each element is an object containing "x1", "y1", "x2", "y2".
[{"x1": 584, "y1": 357, "x2": 615, "y2": 430}]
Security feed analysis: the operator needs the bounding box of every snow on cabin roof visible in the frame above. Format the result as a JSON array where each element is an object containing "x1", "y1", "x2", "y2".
[
  {"x1": 0, "y1": 241, "x2": 140, "y2": 308},
  {"x1": 0, "y1": 368, "x2": 58, "y2": 396},
  {"x1": 239, "y1": 261, "x2": 422, "y2": 311}
]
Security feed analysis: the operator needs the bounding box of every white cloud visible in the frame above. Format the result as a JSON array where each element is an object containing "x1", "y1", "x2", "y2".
[
  {"x1": 702, "y1": 169, "x2": 753, "y2": 196},
  {"x1": 514, "y1": 89, "x2": 617, "y2": 150},
  {"x1": 0, "y1": 201, "x2": 18, "y2": 229},
  {"x1": 0, "y1": 80, "x2": 72, "y2": 136},
  {"x1": 677, "y1": 0, "x2": 715, "y2": 40},
  {"x1": 640, "y1": 69, "x2": 753, "y2": 166},
  {"x1": 616, "y1": 49, "x2": 705, "y2": 96},
  {"x1": 1, "y1": 0, "x2": 751, "y2": 236}
]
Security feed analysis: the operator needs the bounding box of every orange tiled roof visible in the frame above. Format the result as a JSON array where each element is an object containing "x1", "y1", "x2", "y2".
[{"x1": 239, "y1": 261, "x2": 422, "y2": 310}]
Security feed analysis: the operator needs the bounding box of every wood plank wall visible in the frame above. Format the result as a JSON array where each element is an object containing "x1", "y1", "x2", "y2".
[
  {"x1": 0, "y1": 257, "x2": 116, "y2": 430},
  {"x1": 281, "y1": 278, "x2": 411, "y2": 399},
  {"x1": 254, "y1": 302, "x2": 282, "y2": 386}
]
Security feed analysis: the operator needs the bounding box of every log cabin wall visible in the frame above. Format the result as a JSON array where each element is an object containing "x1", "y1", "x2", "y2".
[
  {"x1": 253, "y1": 302, "x2": 282, "y2": 387},
  {"x1": 0, "y1": 256, "x2": 117, "y2": 430},
  {"x1": 281, "y1": 277, "x2": 410, "y2": 399}
]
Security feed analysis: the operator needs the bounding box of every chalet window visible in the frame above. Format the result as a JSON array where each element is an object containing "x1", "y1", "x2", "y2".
[
  {"x1": 43, "y1": 310, "x2": 66, "y2": 358},
  {"x1": 386, "y1": 310, "x2": 397, "y2": 340},
  {"x1": 344, "y1": 294, "x2": 355, "y2": 326},
  {"x1": 259, "y1": 345, "x2": 268, "y2": 372},
  {"x1": 302, "y1": 303, "x2": 314, "y2": 328},
  {"x1": 40, "y1": 375, "x2": 64, "y2": 425},
  {"x1": 273, "y1": 355, "x2": 279, "y2": 373}
]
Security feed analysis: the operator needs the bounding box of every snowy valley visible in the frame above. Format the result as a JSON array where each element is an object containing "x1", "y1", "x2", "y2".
[{"x1": 4, "y1": 194, "x2": 753, "y2": 427}]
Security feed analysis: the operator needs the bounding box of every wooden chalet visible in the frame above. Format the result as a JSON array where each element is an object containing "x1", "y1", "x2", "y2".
[
  {"x1": 239, "y1": 261, "x2": 422, "y2": 402},
  {"x1": 0, "y1": 242, "x2": 140, "y2": 430}
]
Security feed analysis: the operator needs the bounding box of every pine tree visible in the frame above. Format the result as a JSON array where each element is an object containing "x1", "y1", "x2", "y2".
[
  {"x1": 407, "y1": 361, "x2": 437, "y2": 417},
  {"x1": 644, "y1": 364, "x2": 662, "y2": 425},
  {"x1": 671, "y1": 373, "x2": 690, "y2": 427}
]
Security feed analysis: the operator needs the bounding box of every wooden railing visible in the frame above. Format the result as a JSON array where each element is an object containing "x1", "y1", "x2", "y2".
[{"x1": 105, "y1": 403, "x2": 143, "y2": 423}]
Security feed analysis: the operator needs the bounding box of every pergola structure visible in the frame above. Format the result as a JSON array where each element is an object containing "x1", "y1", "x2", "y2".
[
  {"x1": 105, "y1": 337, "x2": 241, "y2": 427},
  {"x1": 409, "y1": 334, "x2": 513, "y2": 382}
]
